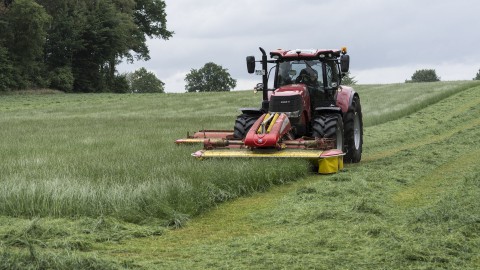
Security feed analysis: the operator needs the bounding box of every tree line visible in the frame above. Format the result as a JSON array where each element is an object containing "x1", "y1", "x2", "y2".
[
  {"x1": 406, "y1": 69, "x2": 480, "y2": 83},
  {"x1": 0, "y1": 0, "x2": 172, "y2": 92},
  {"x1": 1, "y1": 0, "x2": 477, "y2": 94}
]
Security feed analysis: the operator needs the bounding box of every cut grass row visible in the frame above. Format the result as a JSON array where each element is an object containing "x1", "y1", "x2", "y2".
[
  {"x1": 98, "y1": 82, "x2": 480, "y2": 269},
  {"x1": 356, "y1": 80, "x2": 480, "y2": 126}
]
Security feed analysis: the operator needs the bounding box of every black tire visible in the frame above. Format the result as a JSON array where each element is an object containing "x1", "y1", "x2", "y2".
[
  {"x1": 343, "y1": 95, "x2": 363, "y2": 163},
  {"x1": 233, "y1": 114, "x2": 259, "y2": 139},
  {"x1": 312, "y1": 114, "x2": 344, "y2": 151}
]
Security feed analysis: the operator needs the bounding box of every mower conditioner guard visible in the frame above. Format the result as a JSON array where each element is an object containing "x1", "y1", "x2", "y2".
[{"x1": 192, "y1": 148, "x2": 344, "y2": 174}]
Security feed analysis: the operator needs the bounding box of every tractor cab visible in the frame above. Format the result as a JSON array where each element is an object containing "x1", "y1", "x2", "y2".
[
  {"x1": 245, "y1": 48, "x2": 349, "y2": 138},
  {"x1": 247, "y1": 48, "x2": 349, "y2": 107},
  {"x1": 274, "y1": 59, "x2": 340, "y2": 112}
]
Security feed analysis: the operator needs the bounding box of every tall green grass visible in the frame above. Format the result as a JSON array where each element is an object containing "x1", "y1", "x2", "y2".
[{"x1": 0, "y1": 91, "x2": 308, "y2": 224}]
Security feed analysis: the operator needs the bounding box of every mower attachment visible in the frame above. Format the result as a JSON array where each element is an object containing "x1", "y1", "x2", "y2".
[{"x1": 175, "y1": 113, "x2": 344, "y2": 174}]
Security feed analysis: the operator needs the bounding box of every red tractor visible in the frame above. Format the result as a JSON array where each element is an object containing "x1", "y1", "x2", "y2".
[{"x1": 176, "y1": 47, "x2": 363, "y2": 173}]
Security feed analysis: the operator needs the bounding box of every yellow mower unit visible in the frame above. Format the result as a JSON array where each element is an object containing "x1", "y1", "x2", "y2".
[{"x1": 177, "y1": 112, "x2": 346, "y2": 174}]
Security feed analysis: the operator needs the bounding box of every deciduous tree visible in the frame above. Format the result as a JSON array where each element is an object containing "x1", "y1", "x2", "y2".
[
  {"x1": 128, "y1": 67, "x2": 165, "y2": 93},
  {"x1": 185, "y1": 62, "x2": 237, "y2": 92},
  {"x1": 130, "y1": 0, "x2": 173, "y2": 61},
  {"x1": 2, "y1": 0, "x2": 173, "y2": 92},
  {"x1": 4, "y1": 0, "x2": 51, "y2": 88},
  {"x1": 406, "y1": 69, "x2": 440, "y2": 83}
]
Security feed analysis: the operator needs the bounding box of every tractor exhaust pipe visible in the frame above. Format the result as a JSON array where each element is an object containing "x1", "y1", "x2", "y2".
[
  {"x1": 246, "y1": 47, "x2": 270, "y2": 111},
  {"x1": 259, "y1": 47, "x2": 269, "y2": 111}
]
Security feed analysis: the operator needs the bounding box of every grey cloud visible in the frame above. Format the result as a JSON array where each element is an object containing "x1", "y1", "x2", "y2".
[{"x1": 119, "y1": 0, "x2": 480, "y2": 92}]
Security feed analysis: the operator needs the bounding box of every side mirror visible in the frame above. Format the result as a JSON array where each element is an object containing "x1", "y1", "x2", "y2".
[
  {"x1": 340, "y1": 54, "x2": 350, "y2": 73},
  {"x1": 246, "y1": 56, "x2": 255, "y2": 74},
  {"x1": 253, "y1": 83, "x2": 263, "y2": 93}
]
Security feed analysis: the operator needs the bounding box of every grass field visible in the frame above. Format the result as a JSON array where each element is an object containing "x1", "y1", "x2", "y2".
[{"x1": 1, "y1": 80, "x2": 479, "y2": 269}]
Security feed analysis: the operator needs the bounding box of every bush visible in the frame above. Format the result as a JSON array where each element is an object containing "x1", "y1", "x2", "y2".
[
  {"x1": 49, "y1": 66, "x2": 74, "y2": 92},
  {"x1": 473, "y1": 69, "x2": 480, "y2": 80},
  {"x1": 342, "y1": 72, "x2": 357, "y2": 85},
  {"x1": 406, "y1": 69, "x2": 440, "y2": 83},
  {"x1": 0, "y1": 46, "x2": 17, "y2": 91},
  {"x1": 128, "y1": 68, "x2": 164, "y2": 93},
  {"x1": 112, "y1": 74, "x2": 130, "y2": 93}
]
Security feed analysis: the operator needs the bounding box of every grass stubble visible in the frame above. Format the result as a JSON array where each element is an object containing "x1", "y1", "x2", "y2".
[{"x1": 1, "y1": 81, "x2": 479, "y2": 268}]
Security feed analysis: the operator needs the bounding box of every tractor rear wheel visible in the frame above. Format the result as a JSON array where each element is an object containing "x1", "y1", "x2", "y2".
[
  {"x1": 312, "y1": 114, "x2": 344, "y2": 151},
  {"x1": 343, "y1": 95, "x2": 363, "y2": 163},
  {"x1": 233, "y1": 114, "x2": 259, "y2": 139}
]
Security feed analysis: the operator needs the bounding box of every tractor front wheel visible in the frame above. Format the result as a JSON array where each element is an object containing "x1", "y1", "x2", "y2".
[
  {"x1": 233, "y1": 114, "x2": 259, "y2": 139},
  {"x1": 312, "y1": 114, "x2": 344, "y2": 151}
]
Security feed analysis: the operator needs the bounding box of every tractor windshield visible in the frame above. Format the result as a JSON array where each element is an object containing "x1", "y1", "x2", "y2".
[{"x1": 276, "y1": 60, "x2": 338, "y2": 89}]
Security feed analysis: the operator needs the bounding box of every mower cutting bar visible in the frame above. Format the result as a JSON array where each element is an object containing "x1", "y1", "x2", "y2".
[
  {"x1": 193, "y1": 148, "x2": 324, "y2": 159},
  {"x1": 193, "y1": 148, "x2": 343, "y2": 158},
  {"x1": 192, "y1": 148, "x2": 344, "y2": 174}
]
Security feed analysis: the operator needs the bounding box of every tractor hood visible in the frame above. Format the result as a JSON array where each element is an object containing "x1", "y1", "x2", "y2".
[
  {"x1": 268, "y1": 84, "x2": 311, "y2": 118},
  {"x1": 268, "y1": 84, "x2": 308, "y2": 101}
]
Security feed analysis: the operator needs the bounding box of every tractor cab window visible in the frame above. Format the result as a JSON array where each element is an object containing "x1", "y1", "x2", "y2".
[
  {"x1": 277, "y1": 62, "x2": 294, "y2": 86},
  {"x1": 276, "y1": 60, "x2": 322, "y2": 88}
]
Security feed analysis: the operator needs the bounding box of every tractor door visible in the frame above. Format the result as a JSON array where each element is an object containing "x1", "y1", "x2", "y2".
[{"x1": 312, "y1": 61, "x2": 340, "y2": 110}]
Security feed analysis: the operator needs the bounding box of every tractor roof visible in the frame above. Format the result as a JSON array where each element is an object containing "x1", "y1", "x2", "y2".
[{"x1": 270, "y1": 48, "x2": 343, "y2": 60}]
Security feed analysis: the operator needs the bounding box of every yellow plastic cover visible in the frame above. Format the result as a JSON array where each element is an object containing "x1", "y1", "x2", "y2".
[{"x1": 318, "y1": 156, "x2": 343, "y2": 174}]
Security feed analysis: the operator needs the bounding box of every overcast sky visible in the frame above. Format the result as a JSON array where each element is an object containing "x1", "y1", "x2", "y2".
[{"x1": 118, "y1": 0, "x2": 480, "y2": 93}]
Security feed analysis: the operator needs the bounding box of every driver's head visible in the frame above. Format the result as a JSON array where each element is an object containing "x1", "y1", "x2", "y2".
[{"x1": 305, "y1": 67, "x2": 318, "y2": 83}]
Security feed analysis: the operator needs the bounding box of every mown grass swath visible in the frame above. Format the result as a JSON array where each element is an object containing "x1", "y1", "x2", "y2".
[
  {"x1": 102, "y1": 82, "x2": 480, "y2": 269},
  {"x1": 356, "y1": 80, "x2": 480, "y2": 126}
]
